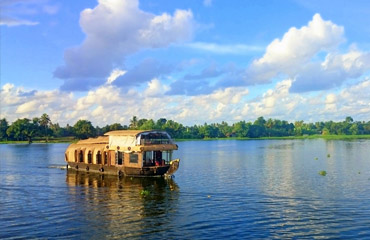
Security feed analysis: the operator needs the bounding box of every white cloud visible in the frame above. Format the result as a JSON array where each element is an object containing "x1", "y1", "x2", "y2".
[
  {"x1": 144, "y1": 78, "x2": 170, "y2": 97},
  {"x1": 336, "y1": 79, "x2": 370, "y2": 118},
  {"x1": 209, "y1": 87, "x2": 249, "y2": 104},
  {"x1": 0, "y1": 0, "x2": 57, "y2": 27},
  {"x1": 173, "y1": 87, "x2": 250, "y2": 123},
  {"x1": 1, "y1": 84, "x2": 75, "y2": 124},
  {"x1": 16, "y1": 100, "x2": 39, "y2": 114},
  {"x1": 55, "y1": 0, "x2": 194, "y2": 90},
  {"x1": 248, "y1": 13, "x2": 344, "y2": 83},
  {"x1": 106, "y1": 69, "x2": 126, "y2": 84},
  {"x1": 92, "y1": 106, "x2": 104, "y2": 117},
  {"x1": 324, "y1": 93, "x2": 337, "y2": 111},
  {"x1": 1, "y1": 78, "x2": 369, "y2": 127},
  {"x1": 75, "y1": 84, "x2": 122, "y2": 111},
  {"x1": 247, "y1": 79, "x2": 301, "y2": 117},
  {"x1": 1, "y1": 84, "x2": 22, "y2": 105},
  {"x1": 187, "y1": 42, "x2": 263, "y2": 55},
  {"x1": 322, "y1": 48, "x2": 370, "y2": 78},
  {"x1": 244, "y1": 13, "x2": 370, "y2": 94},
  {"x1": 0, "y1": 17, "x2": 39, "y2": 26}
]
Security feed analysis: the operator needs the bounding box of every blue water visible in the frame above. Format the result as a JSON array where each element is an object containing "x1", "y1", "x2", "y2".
[{"x1": 1, "y1": 139, "x2": 370, "y2": 239}]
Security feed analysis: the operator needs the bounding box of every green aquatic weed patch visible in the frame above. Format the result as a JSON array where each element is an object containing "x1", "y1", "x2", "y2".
[{"x1": 140, "y1": 189, "x2": 151, "y2": 197}]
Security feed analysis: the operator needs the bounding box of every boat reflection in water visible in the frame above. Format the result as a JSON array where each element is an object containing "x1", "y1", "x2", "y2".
[{"x1": 65, "y1": 170, "x2": 180, "y2": 238}]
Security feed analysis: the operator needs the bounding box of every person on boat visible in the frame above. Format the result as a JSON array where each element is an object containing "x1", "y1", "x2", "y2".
[{"x1": 155, "y1": 159, "x2": 161, "y2": 166}]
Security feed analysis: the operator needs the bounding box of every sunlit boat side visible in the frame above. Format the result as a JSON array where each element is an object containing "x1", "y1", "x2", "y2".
[{"x1": 65, "y1": 130, "x2": 180, "y2": 177}]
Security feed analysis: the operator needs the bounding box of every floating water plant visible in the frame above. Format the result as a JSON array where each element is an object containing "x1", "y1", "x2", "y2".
[
  {"x1": 327, "y1": 154, "x2": 331, "y2": 158},
  {"x1": 140, "y1": 190, "x2": 150, "y2": 197},
  {"x1": 315, "y1": 157, "x2": 318, "y2": 160},
  {"x1": 319, "y1": 170, "x2": 327, "y2": 176}
]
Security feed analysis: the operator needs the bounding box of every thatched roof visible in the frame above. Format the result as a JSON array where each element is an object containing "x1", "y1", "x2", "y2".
[{"x1": 77, "y1": 136, "x2": 109, "y2": 144}]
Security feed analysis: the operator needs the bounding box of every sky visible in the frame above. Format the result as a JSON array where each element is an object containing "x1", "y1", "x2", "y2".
[{"x1": 1, "y1": 0, "x2": 370, "y2": 127}]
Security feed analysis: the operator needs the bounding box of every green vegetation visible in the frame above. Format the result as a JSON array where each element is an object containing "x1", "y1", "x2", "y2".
[
  {"x1": 1, "y1": 114, "x2": 370, "y2": 143},
  {"x1": 319, "y1": 170, "x2": 327, "y2": 176},
  {"x1": 140, "y1": 189, "x2": 150, "y2": 197}
]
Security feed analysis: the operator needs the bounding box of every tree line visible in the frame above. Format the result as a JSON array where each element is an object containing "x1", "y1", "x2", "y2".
[{"x1": 0, "y1": 114, "x2": 369, "y2": 143}]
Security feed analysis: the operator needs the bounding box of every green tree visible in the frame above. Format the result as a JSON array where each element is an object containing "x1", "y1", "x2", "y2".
[
  {"x1": 294, "y1": 120, "x2": 304, "y2": 136},
  {"x1": 0, "y1": 118, "x2": 9, "y2": 140},
  {"x1": 349, "y1": 123, "x2": 359, "y2": 135},
  {"x1": 163, "y1": 120, "x2": 184, "y2": 138},
  {"x1": 50, "y1": 123, "x2": 62, "y2": 137},
  {"x1": 249, "y1": 117, "x2": 266, "y2": 137},
  {"x1": 129, "y1": 116, "x2": 138, "y2": 129},
  {"x1": 265, "y1": 118, "x2": 274, "y2": 137},
  {"x1": 6, "y1": 118, "x2": 38, "y2": 143},
  {"x1": 137, "y1": 118, "x2": 148, "y2": 128},
  {"x1": 232, "y1": 121, "x2": 249, "y2": 137},
  {"x1": 254, "y1": 116, "x2": 266, "y2": 126},
  {"x1": 109, "y1": 123, "x2": 124, "y2": 131},
  {"x1": 73, "y1": 120, "x2": 96, "y2": 139},
  {"x1": 140, "y1": 119, "x2": 155, "y2": 130},
  {"x1": 247, "y1": 125, "x2": 264, "y2": 138},
  {"x1": 322, "y1": 127, "x2": 330, "y2": 135},
  {"x1": 39, "y1": 113, "x2": 51, "y2": 142},
  {"x1": 156, "y1": 118, "x2": 167, "y2": 129},
  {"x1": 345, "y1": 116, "x2": 354, "y2": 123}
]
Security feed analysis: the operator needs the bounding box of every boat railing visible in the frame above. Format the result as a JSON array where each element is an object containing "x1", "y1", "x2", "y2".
[
  {"x1": 143, "y1": 159, "x2": 171, "y2": 166},
  {"x1": 140, "y1": 139, "x2": 172, "y2": 145}
]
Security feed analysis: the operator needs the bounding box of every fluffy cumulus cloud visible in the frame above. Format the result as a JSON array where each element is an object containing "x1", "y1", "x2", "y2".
[
  {"x1": 55, "y1": 0, "x2": 194, "y2": 91},
  {"x1": 246, "y1": 13, "x2": 370, "y2": 93},
  {"x1": 0, "y1": 84, "x2": 75, "y2": 124},
  {"x1": 247, "y1": 80, "x2": 298, "y2": 117},
  {"x1": 247, "y1": 14, "x2": 344, "y2": 82},
  {"x1": 331, "y1": 79, "x2": 370, "y2": 119},
  {"x1": 2, "y1": 77, "x2": 370, "y2": 126}
]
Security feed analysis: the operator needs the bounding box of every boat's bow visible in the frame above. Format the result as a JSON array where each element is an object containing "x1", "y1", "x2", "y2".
[{"x1": 165, "y1": 159, "x2": 180, "y2": 176}]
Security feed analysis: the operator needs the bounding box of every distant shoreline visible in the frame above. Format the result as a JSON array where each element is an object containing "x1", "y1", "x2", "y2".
[
  {"x1": 176, "y1": 134, "x2": 370, "y2": 141},
  {"x1": 2, "y1": 135, "x2": 370, "y2": 144}
]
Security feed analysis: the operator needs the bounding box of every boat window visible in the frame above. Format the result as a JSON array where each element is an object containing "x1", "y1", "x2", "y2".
[
  {"x1": 79, "y1": 150, "x2": 84, "y2": 163},
  {"x1": 88, "y1": 151, "x2": 92, "y2": 164},
  {"x1": 162, "y1": 151, "x2": 173, "y2": 164},
  {"x1": 74, "y1": 150, "x2": 78, "y2": 163},
  {"x1": 104, "y1": 152, "x2": 108, "y2": 165},
  {"x1": 143, "y1": 151, "x2": 153, "y2": 166},
  {"x1": 139, "y1": 132, "x2": 172, "y2": 145},
  {"x1": 129, "y1": 153, "x2": 138, "y2": 164},
  {"x1": 117, "y1": 151, "x2": 123, "y2": 165},
  {"x1": 153, "y1": 151, "x2": 164, "y2": 166},
  {"x1": 96, "y1": 151, "x2": 102, "y2": 164}
]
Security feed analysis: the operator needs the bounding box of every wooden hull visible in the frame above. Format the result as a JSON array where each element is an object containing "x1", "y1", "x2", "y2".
[{"x1": 66, "y1": 162, "x2": 176, "y2": 177}]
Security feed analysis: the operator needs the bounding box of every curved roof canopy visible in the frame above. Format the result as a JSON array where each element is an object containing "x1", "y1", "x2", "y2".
[{"x1": 104, "y1": 130, "x2": 168, "y2": 137}]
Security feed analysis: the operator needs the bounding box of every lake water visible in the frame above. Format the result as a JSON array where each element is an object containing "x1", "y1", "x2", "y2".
[{"x1": 1, "y1": 139, "x2": 370, "y2": 239}]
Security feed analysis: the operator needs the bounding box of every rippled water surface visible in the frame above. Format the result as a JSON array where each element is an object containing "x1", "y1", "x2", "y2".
[{"x1": 1, "y1": 139, "x2": 370, "y2": 239}]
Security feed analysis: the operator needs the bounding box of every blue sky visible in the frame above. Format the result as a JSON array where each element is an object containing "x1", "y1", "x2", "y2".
[{"x1": 1, "y1": 0, "x2": 370, "y2": 126}]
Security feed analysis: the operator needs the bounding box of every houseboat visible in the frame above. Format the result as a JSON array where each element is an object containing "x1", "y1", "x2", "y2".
[{"x1": 65, "y1": 130, "x2": 180, "y2": 177}]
